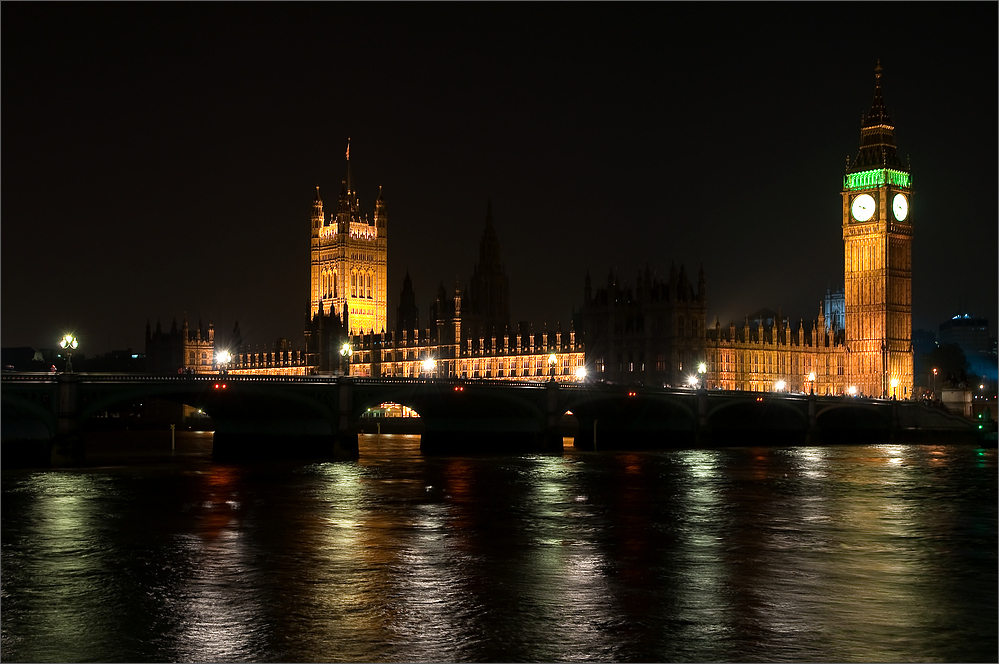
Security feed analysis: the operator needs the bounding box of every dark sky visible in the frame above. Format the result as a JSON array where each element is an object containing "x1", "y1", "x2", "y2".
[{"x1": 3, "y1": 4, "x2": 997, "y2": 355}]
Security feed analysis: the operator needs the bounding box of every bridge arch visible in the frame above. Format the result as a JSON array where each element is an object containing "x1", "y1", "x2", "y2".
[
  {"x1": 815, "y1": 402, "x2": 890, "y2": 443},
  {"x1": 2, "y1": 391, "x2": 57, "y2": 439},
  {"x1": 565, "y1": 388, "x2": 698, "y2": 450},
  {"x1": 707, "y1": 396, "x2": 809, "y2": 444}
]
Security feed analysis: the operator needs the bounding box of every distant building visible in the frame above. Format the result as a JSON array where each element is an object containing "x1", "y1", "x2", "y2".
[
  {"x1": 939, "y1": 313, "x2": 998, "y2": 382},
  {"x1": 576, "y1": 264, "x2": 706, "y2": 387},
  {"x1": 145, "y1": 317, "x2": 215, "y2": 374},
  {"x1": 939, "y1": 313, "x2": 991, "y2": 357}
]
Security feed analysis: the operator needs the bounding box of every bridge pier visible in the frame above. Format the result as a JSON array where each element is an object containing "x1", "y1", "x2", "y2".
[
  {"x1": 50, "y1": 374, "x2": 85, "y2": 466},
  {"x1": 805, "y1": 393, "x2": 823, "y2": 445}
]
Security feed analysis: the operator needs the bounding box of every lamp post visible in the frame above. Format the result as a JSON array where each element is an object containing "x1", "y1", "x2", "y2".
[
  {"x1": 216, "y1": 349, "x2": 232, "y2": 375},
  {"x1": 808, "y1": 371, "x2": 816, "y2": 395},
  {"x1": 932, "y1": 368, "x2": 938, "y2": 400},
  {"x1": 775, "y1": 379, "x2": 787, "y2": 392},
  {"x1": 548, "y1": 353, "x2": 558, "y2": 381},
  {"x1": 341, "y1": 342, "x2": 352, "y2": 376},
  {"x1": 421, "y1": 357, "x2": 436, "y2": 379},
  {"x1": 697, "y1": 362, "x2": 707, "y2": 389},
  {"x1": 890, "y1": 377, "x2": 899, "y2": 400},
  {"x1": 59, "y1": 334, "x2": 79, "y2": 373}
]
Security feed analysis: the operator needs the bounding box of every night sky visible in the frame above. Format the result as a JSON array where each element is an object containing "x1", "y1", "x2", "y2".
[{"x1": 3, "y1": 4, "x2": 996, "y2": 356}]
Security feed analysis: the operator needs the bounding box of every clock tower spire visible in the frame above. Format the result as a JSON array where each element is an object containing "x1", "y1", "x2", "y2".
[{"x1": 841, "y1": 62, "x2": 913, "y2": 398}]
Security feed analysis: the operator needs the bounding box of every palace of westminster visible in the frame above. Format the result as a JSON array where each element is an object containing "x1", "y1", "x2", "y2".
[{"x1": 147, "y1": 65, "x2": 915, "y2": 399}]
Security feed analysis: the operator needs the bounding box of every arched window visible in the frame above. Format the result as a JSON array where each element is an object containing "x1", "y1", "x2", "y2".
[
  {"x1": 351, "y1": 271, "x2": 357, "y2": 297},
  {"x1": 366, "y1": 272, "x2": 372, "y2": 298}
]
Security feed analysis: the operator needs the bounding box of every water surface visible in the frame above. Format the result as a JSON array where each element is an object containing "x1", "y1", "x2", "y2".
[{"x1": 2, "y1": 433, "x2": 995, "y2": 662}]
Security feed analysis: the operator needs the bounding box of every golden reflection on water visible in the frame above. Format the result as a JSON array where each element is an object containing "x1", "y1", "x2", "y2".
[{"x1": 1, "y1": 438, "x2": 994, "y2": 662}]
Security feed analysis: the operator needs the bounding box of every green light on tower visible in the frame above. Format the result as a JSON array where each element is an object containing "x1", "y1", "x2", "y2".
[{"x1": 844, "y1": 168, "x2": 911, "y2": 191}]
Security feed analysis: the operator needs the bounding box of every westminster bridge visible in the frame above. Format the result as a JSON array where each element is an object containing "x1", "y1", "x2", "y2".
[{"x1": 1, "y1": 373, "x2": 980, "y2": 465}]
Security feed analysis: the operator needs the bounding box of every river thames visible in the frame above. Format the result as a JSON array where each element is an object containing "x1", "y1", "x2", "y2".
[{"x1": 2, "y1": 432, "x2": 996, "y2": 662}]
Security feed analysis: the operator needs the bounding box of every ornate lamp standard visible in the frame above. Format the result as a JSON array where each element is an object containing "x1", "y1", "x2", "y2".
[
  {"x1": 548, "y1": 353, "x2": 558, "y2": 381},
  {"x1": 890, "y1": 377, "x2": 899, "y2": 400},
  {"x1": 341, "y1": 342, "x2": 352, "y2": 376},
  {"x1": 421, "y1": 357, "x2": 436, "y2": 379},
  {"x1": 59, "y1": 334, "x2": 79, "y2": 373},
  {"x1": 808, "y1": 371, "x2": 817, "y2": 395},
  {"x1": 697, "y1": 362, "x2": 707, "y2": 389}
]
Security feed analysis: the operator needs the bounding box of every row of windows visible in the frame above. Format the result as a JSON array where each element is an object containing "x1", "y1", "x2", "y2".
[{"x1": 320, "y1": 268, "x2": 379, "y2": 300}]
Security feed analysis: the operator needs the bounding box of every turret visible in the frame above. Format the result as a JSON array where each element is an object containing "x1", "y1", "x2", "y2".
[
  {"x1": 312, "y1": 186, "x2": 324, "y2": 236},
  {"x1": 375, "y1": 185, "x2": 387, "y2": 239}
]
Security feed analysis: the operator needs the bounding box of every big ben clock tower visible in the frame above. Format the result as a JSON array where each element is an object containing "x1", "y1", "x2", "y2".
[{"x1": 841, "y1": 62, "x2": 913, "y2": 398}]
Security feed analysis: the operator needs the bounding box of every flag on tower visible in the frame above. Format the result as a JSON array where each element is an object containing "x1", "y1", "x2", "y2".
[{"x1": 346, "y1": 140, "x2": 350, "y2": 161}]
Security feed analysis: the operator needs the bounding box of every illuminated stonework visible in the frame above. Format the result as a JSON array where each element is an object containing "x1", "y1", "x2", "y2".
[
  {"x1": 343, "y1": 321, "x2": 586, "y2": 381},
  {"x1": 311, "y1": 141, "x2": 388, "y2": 335},
  {"x1": 840, "y1": 63, "x2": 914, "y2": 398},
  {"x1": 706, "y1": 309, "x2": 849, "y2": 395}
]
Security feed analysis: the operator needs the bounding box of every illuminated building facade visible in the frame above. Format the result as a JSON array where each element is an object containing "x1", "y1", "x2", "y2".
[{"x1": 310, "y1": 140, "x2": 388, "y2": 335}]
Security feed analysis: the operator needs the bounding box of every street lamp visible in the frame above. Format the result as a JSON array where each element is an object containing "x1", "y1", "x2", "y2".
[
  {"x1": 775, "y1": 379, "x2": 786, "y2": 392},
  {"x1": 932, "y1": 368, "x2": 938, "y2": 399},
  {"x1": 574, "y1": 366, "x2": 587, "y2": 381},
  {"x1": 890, "y1": 377, "x2": 899, "y2": 400},
  {"x1": 421, "y1": 357, "x2": 436, "y2": 378},
  {"x1": 548, "y1": 353, "x2": 558, "y2": 380},
  {"x1": 808, "y1": 371, "x2": 816, "y2": 395},
  {"x1": 216, "y1": 349, "x2": 232, "y2": 375},
  {"x1": 59, "y1": 334, "x2": 79, "y2": 373},
  {"x1": 341, "y1": 342, "x2": 352, "y2": 376},
  {"x1": 687, "y1": 374, "x2": 699, "y2": 388}
]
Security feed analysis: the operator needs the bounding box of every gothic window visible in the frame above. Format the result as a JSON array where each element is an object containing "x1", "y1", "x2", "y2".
[
  {"x1": 677, "y1": 316, "x2": 685, "y2": 336},
  {"x1": 333, "y1": 271, "x2": 338, "y2": 297},
  {"x1": 351, "y1": 272, "x2": 357, "y2": 297}
]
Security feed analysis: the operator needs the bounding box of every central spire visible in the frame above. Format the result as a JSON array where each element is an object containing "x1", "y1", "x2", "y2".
[{"x1": 848, "y1": 61, "x2": 905, "y2": 173}]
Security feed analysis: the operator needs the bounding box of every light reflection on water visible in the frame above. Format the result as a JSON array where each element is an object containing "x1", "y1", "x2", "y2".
[{"x1": 1, "y1": 434, "x2": 996, "y2": 662}]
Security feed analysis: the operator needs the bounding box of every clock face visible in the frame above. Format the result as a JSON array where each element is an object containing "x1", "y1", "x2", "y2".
[
  {"x1": 851, "y1": 193, "x2": 876, "y2": 221},
  {"x1": 892, "y1": 193, "x2": 908, "y2": 221}
]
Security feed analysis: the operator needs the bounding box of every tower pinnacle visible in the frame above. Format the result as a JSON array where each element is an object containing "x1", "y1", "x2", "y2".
[
  {"x1": 345, "y1": 137, "x2": 352, "y2": 193},
  {"x1": 848, "y1": 61, "x2": 903, "y2": 172}
]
